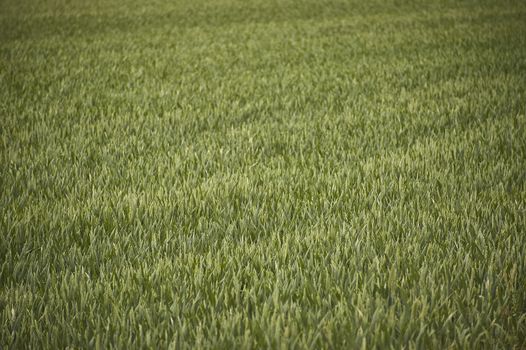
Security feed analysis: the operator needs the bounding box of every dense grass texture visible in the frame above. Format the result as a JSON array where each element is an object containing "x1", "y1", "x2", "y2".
[{"x1": 1, "y1": 0, "x2": 526, "y2": 348}]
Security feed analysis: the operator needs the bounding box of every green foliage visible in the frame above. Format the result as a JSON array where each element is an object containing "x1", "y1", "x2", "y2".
[{"x1": 1, "y1": 0, "x2": 525, "y2": 348}]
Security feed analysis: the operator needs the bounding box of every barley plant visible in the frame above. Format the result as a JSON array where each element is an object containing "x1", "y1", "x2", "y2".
[{"x1": 1, "y1": 0, "x2": 525, "y2": 348}]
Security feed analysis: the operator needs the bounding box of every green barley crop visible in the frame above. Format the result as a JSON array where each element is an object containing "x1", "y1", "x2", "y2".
[{"x1": 1, "y1": 0, "x2": 525, "y2": 348}]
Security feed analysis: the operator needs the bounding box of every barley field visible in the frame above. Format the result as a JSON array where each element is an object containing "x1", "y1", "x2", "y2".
[{"x1": 1, "y1": 0, "x2": 526, "y2": 348}]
